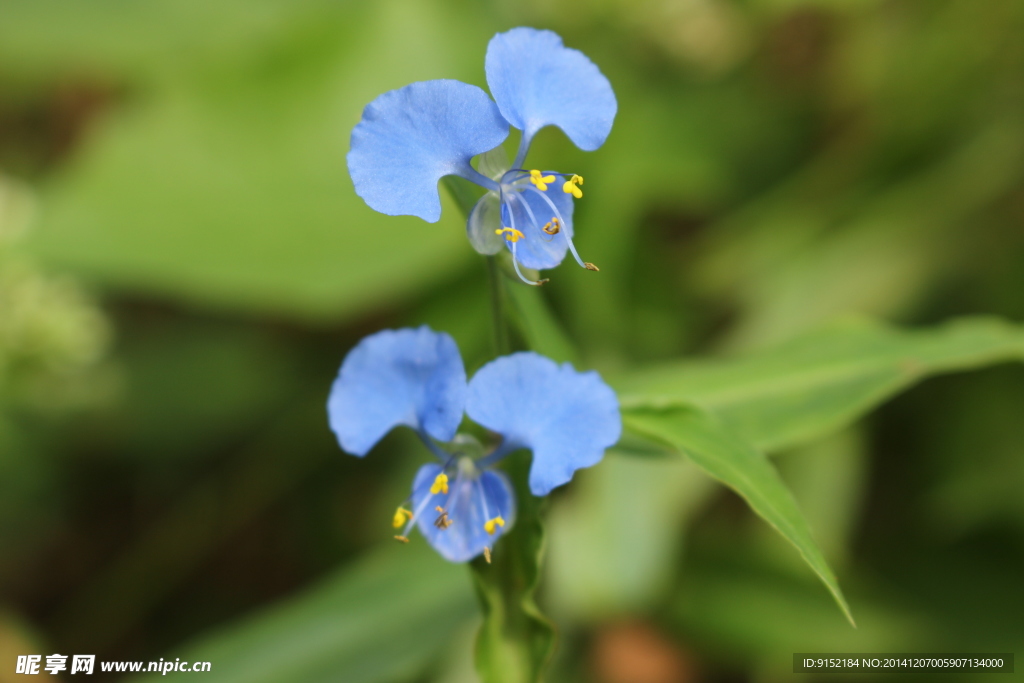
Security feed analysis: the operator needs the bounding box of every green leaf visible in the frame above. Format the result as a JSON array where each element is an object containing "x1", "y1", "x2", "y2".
[
  {"x1": 617, "y1": 316, "x2": 1024, "y2": 452},
  {"x1": 622, "y1": 404, "x2": 855, "y2": 626},
  {"x1": 774, "y1": 427, "x2": 869, "y2": 565},
  {"x1": 26, "y1": 0, "x2": 490, "y2": 320},
  {"x1": 469, "y1": 452, "x2": 555, "y2": 683},
  {"x1": 130, "y1": 541, "x2": 476, "y2": 683},
  {"x1": 671, "y1": 553, "x2": 930, "y2": 662},
  {"x1": 547, "y1": 451, "x2": 716, "y2": 617}
]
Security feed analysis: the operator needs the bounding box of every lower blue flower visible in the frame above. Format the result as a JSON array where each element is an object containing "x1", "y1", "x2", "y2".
[
  {"x1": 327, "y1": 327, "x2": 621, "y2": 562},
  {"x1": 407, "y1": 461, "x2": 515, "y2": 563}
]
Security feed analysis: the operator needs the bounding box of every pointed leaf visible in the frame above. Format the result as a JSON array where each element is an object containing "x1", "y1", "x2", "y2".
[
  {"x1": 618, "y1": 317, "x2": 1024, "y2": 452},
  {"x1": 622, "y1": 404, "x2": 855, "y2": 626}
]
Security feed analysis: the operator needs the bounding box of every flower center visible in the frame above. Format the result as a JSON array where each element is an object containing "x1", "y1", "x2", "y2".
[
  {"x1": 389, "y1": 441, "x2": 511, "y2": 561},
  {"x1": 490, "y1": 168, "x2": 600, "y2": 284}
]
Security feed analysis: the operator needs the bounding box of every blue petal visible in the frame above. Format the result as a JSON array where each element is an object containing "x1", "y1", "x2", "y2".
[
  {"x1": 485, "y1": 28, "x2": 617, "y2": 151},
  {"x1": 412, "y1": 463, "x2": 516, "y2": 562},
  {"x1": 466, "y1": 353, "x2": 621, "y2": 496},
  {"x1": 500, "y1": 180, "x2": 574, "y2": 270},
  {"x1": 347, "y1": 80, "x2": 509, "y2": 222},
  {"x1": 327, "y1": 327, "x2": 466, "y2": 456}
]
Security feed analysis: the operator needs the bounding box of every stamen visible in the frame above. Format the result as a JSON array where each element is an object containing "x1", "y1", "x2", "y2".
[
  {"x1": 528, "y1": 169, "x2": 555, "y2": 191},
  {"x1": 523, "y1": 186, "x2": 599, "y2": 273},
  {"x1": 511, "y1": 193, "x2": 556, "y2": 246},
  {"x1": 400, "y1": 471, "x2": 448, "y2": 538},
  {"x1": 495, "y1": 227, "x2": 525, "y2": 243},
  {"x1": 392, "y1": 506, "x2": 413, "y2": 528},
  {"x1": 505, "y1": 198, "x2": 548, "y2": 286},
  {"x1": 562, "y1": 174, "x2": 584, "y2": 199},
  {"x1": 430, "y1": 473, "x2": 449, "y2": 495},
  {"x1": 476, "y1": 480, "x2": 504, "y2": 548},
  {"x1": 434, "y1": 506, "x2": 453, "y2": 530},
  {"x1": 511, "y1": 240, "x2": 549, "y2": 286},
  {"x1": 393, "y1": 535, "x2": 409, "y2": 543}
]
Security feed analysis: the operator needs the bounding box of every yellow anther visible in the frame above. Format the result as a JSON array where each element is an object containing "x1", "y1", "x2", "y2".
[
  {"x1": 495, "y1": 227, "x2": 525, "y2": 243},
  {"x1": 430, "y1": 473, "x2": 449, "y2": 495},
  {"x1": 562, "y1": 174, "x2": 584, "y2": 199},
  {"x1": 484, "y1": 516, "x2": 506, "y2": 535},
  {"x1": 392, "y1": 506, "x2": 413, "y2": 528},
  {"x1": 529, "y1": 169, "x2": 556, "y2": 191},
  {"x1": 542, "y1": 217, "x2": 561, "y2": 235},
  {"x1": 393, "y1": 535, "x2": 409, "y2": 543},
  {"x1": 483, "y1": 547, "x2": 492, "y2": 564}
]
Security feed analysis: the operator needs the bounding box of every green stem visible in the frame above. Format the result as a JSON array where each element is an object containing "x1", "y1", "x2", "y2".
[
  {"x1": 487, "y1": 255, "x2": 511, "y2": 357},
  {"x1": 442, "y1": 175, "x2": 512, "y2": 359},
  {"x1": 469, "y1": 451, "x2": 555, "y2": 683}
]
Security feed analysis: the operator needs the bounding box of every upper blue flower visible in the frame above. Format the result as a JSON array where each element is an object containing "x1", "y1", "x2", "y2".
[
  {"x1": 327, "y1": 326, "x2": 621, "y2": 562},
  {"x1": 347, "y1": 27, "x2": 617, "y2": 285}
]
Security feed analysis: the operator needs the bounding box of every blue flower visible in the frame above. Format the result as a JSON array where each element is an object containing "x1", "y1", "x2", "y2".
[
  {"x1": 327, "y1": 327, "x2": 621, "y2": 562},
  {"x1": 347, "y1": 28, "x2": 617, "y2": 285}
]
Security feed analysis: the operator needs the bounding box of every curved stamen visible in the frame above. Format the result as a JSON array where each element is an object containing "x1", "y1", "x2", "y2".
[
  {"x1": 399, "y1": 481, "x2": 440, "y2": 540},
  {"x1": 442, "y1": 466, "x2": 474, "y2": 532},
  {"x1": 510, "y1": 241, "x2": 548, "y2": 286},
  {"x1": 504, "y1": 199, "x2": 548, "y2": 286},
  {"x1": 401, "y1": 460, "x2": 464, "y2": 540},
  {"x1": 392, "y1": 505, "x2": 413, "y2": 528},
  {"x1": 495, "y1": 227, "x2": 525, "y2": 242},
  {"x1": 476, "y1": 478, "x2": 491, "y2": 519},
  {"x1": 508, "y1": 192, "x2": 557, "y2": 243},
  {"x1": 523, "y1": 185, "x2": 599, "y2": 271},
  {"x1": 397, "y1": 450, "x2": 458, "y2": 541},
  {"x1": 508, "y1": 169, "x2": 580, "y2": 179},
  {"x1": 475, "y1": 478, "x2": 505, "y2": 536}
]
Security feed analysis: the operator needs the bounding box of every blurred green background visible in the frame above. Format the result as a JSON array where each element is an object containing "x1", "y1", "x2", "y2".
[{"x1": 1, "y1": 0, "x2": 1022, "y2": 681}]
